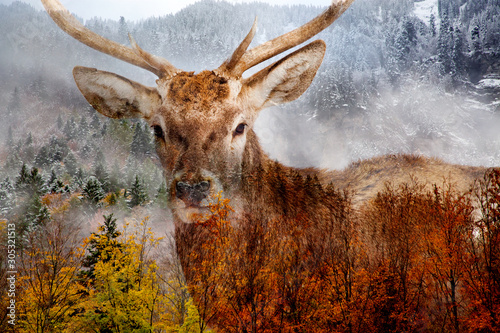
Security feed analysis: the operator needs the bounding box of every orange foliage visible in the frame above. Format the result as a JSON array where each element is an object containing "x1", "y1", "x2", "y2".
[{"x1": 178, "y1": 171, "x2": 500, "y2": 333}]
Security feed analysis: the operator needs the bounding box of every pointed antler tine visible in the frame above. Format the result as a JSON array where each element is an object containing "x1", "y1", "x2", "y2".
[
  {"x1": 223, "y1": 0, "x2": 355, "y2": 78},
  {"x1": 129, "y1": 33, "x2": 180, "y2": 79},
  {"x1": 216, "y1": 16, "x2": 258, "y2": 78}
]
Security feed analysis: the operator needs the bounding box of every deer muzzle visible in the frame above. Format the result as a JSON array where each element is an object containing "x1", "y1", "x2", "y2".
[{"x1": 175, "y1": 180, "x2": 211, "y2": 207}]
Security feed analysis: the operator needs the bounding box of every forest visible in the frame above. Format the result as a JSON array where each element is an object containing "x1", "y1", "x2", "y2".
[{"x1": 0, "y1": 0, "x2": 499, "y2": 331}]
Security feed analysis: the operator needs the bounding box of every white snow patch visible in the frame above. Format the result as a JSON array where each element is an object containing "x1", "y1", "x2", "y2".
[
  {"x1": 477, "y1": 78, "x2": 500, "y2": 89},
  {"x1": 414, "y1": 0, "x2": 439, "y2": 26}
]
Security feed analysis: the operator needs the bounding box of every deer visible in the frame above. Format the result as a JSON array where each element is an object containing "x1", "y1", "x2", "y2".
[{"x1": 42, "y1": 0, "x2": 491, "y2": 330}]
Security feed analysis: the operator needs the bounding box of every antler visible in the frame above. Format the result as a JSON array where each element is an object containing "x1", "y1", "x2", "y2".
[
  {"x1": 218, "y1": 0, "x2": 355, "y2": 78},
  {"x1": 41, "y1": 0, "x2": 179, "y2": 78}
]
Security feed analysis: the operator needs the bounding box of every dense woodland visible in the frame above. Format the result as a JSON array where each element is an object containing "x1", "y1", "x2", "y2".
[{"x1": 0, "y1": 0, "x2": 500, "y2": 331}]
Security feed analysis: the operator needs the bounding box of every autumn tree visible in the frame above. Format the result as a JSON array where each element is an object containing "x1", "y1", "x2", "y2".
[
  {"x1": 464, "y1": 169, "x2": 500, "y2": 331},
  {"x1": 359, "y1": 181, "x2": 431, "y2": 332},
  {"x1": 421, "y1": 185, "x2": 474, "y2": 332},
  {"x1": 75, "y1": 217, "x2": 171, "y2": 332},
  {"x1": 17, "y1": 214, "x2": 85, "y2": 332},
  {"x1": 157, "y1": 236, "x2": 202, "y2": 332}
]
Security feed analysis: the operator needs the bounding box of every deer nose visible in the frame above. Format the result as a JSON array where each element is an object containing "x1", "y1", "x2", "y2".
[{"x1": 175, "y1": 180, "x2": 211, "y2": 206}]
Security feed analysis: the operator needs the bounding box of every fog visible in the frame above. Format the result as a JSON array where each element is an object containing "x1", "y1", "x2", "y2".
[{"x1": 256, "y1": 81, "x2": 500, "y2": 170}]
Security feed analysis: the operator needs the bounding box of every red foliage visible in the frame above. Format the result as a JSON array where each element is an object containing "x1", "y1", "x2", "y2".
[{"x1": 178, "y1": 170, "x2": 500, "y2": 332}]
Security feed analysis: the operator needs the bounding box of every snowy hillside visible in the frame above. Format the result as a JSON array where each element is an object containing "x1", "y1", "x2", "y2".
[{"x1": 414, "y1": 0, "x2": 438, "y2": 26}]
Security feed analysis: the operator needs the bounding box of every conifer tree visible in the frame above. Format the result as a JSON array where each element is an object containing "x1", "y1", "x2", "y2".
[
  {"x1": 15, "y1": 163, "x2": 30, "y2": 190},
  {"x1": 24, "y1": 194, "x2": 50, "y2": 229},
  {"x1": 155, "y1": 181, "x2": 169, "y2": 207},
  {"x1": 438, "y1": 12, "x2": 453, "y2": 75},
  {"x1": 63, "y1": 151, "x2": 78, "y2": 176},
  {"x1": 16, "y1": 165, "x2": 46, "y2": 196},
  {"x1": 6, "y1": 126, "x2": 14, "y2": 148},
  {"x1": 57, "y1": 114, "x2": 64, "y2": 130},
  {"x1": 7, "y1": 87, "x2": 20, "y2": 118},
  {"x1": 80, "y1": 213, "x2": 122, "y2": 281},
  {"x1": 429, "y1": 13, "x2": 436, "y2": 37},
  {"x1": 47, "y1": 170, "x2": 68, "y2": 194},
  {"x1": 78, "y1": 116, "x2": 90, "y2": 138},
  {"x1": 92, "y1": 150, "x2": 110, "y2": 192},
  {"x1": 130, "y1": 122, "x2": 153, "y2": 158},
  {"x1": 90, "y1": 112, "x2": 100, "y2": 131},
  {"x1": 108, "y1": 160, "x2": 124, "y2": 193},
  {"x1": 47, "y1": 170, "x2": 57, "y2": 188},
  {"x1": 128, "y1": 175, "x2": 149, "y2": 208},
  {"x1": 73, "y1": 167, "x2": 86, "y2": 190},
  {"x1": 63, "y1": 117, "x2": 77, "y2": 141},
  {"x1": 83, "y1": 176, "x2": 105, "y2": 206},
  {"x1": 0, "y1": 177, "x2": 15, "y2": 216},
  {"x1": 23, "y1": 132, "x2": 35, "y2": 163},
  {"x1": 34, "y1": 146, "x2": 50, "y2": 168}
]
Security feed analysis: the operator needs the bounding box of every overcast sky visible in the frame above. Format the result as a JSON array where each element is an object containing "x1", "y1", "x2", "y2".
[{"x1": 1, "y1": 0, "x2": 329, "y2": 21}]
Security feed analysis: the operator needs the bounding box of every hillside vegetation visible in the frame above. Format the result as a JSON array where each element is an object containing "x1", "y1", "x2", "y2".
[{"x1": 1, "y1": 0, "x2": 499, "y2": 331}]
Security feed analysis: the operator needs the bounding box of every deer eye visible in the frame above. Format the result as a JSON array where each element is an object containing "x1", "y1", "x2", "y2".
[
  {"x1": 152, "y1": 125, "x2": 164, "y2": 139},
  {"x1": 234, "y1": 123, "x2": 246, "y2": 136}
]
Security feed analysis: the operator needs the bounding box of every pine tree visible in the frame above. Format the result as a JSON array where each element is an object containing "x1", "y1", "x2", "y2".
[
  {"x1": 130, "y1": 122, "x2": 153, "y2": 158},
  {"x1": 16, "y1": 165, "x2": 46, "y2": 196},
  {"x1": 15, "y1": 163, "x2": 30, "y2": 189},
  {"x1": 78, "y1": 116, "x2": 90, "y2": 139},
  {"x1": 34, "y1": 146, "x2": 51, "y2": 168},
  {"x1": 6, "y1": 126, "x2": 14, "y2": 148},
  {"x1": 64, "y1": 151, "x2": 78, "y2": 176},
  {"x1": 450, "y1": 26, "x2": 466, "y2": 83},
  {"x1": 92, "y1": 150, "x2": 110, "y2": 192},
  {"x1": 7, "y1": 87, "x2": 20, "y2": 118},
  {"x1": 90, "y1": 112, "x2": 100, "y2": 131},
  {"x1": 438, "y1": 12, "x2": 453, "y2": 75},
  {"x1": 429, "y1": 13, "x2": 436, "y2": 37},
  {"x1": 83, "y1": 176, "x2": 105, "y2": 206},
  {"x1": 470, "y1": 19, "x2": 482, "y2": 54},
  {"x1": 74, "y1": 167, "x2": 86, "y2": 189},
  {"x1": 108, "y1": 160, "x2": 124, "y2": 193},
  {"x1": 80, "y1": 213, "x2": 122, "y2": 281},
  {"x1": 24, "y1": 194, "x2": 50, "y2": 228},
  {"x1": 118, "y1": 16, "x2": 128, "y2": 43},
  {"x1": 154, "y1": 181, "x2": 169, "y2": 207},
  {"x1": 47, "y1": 170, "x2": 57, "y2": 188},
  {"x1": 0, "y1": 177, "x2": 15, "y2": 216},
  {"x1": 47, "y1": 170, "x2": 68, "y2": 194},
  {"x1": 23, "y1": 132, "x2": 35, "y2": 163},
  {"x1": 57, "y1": 114, "x2": 64, "y2": 130},
  {"x1": 63, "y1": 117, "x2": 77, "y2": 141},
  {"x1": 45, "y1": 136, "x2": 69, "y2": 163},
  {"x1": 393, "y1": 17, "x2": 417, "y2": 71},
  {"x1": 128, "y1": 175, "x2": 149, "y2": 208}
]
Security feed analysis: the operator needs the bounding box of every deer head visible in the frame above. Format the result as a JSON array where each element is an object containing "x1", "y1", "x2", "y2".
[{"x1": 42, "y1": 0, "x2": 354, "y2": 223}]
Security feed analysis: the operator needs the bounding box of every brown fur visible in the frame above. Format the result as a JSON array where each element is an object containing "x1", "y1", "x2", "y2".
[
  {"x1": 167, "y1": 71, "x2": 230, "y2": 112},
  {"x1": 327, "y1": 154, "x2": 486, "y2": 205}
]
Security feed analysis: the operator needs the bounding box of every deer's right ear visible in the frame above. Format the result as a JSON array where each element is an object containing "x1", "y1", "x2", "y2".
[
  {"x1": 239, "y1": 40, "x2": 326, "y2": 111},
  {"x1": 73, "y1": 66, "x2": 161, "y2": 119}
]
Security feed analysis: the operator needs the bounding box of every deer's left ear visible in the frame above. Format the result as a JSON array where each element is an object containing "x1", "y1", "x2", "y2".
[
  {"x1": 239, "y1": 40, "x2": 325, "y2": 110},
  {"x1": 73, "y1": 66, "x2": 161, "y2": 120}
]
